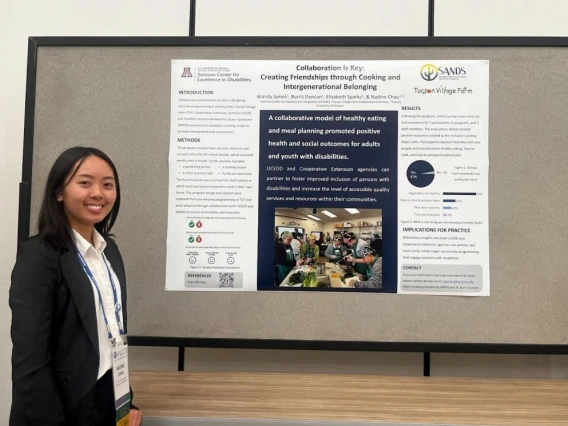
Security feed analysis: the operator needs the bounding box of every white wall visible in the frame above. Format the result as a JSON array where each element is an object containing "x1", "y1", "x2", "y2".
[
  {"x1": 274, "y1": 215, "x2": 322, "y2": 236},
  {"x1": 4, "y1": 0, "x2": 568, "y2": 421},
  {"x1": 196, "y1": 0, "x2": 429, "y2": 36},
  {"x1": 435, "y1": 0, "x2": 568, "y2": 36},
  {"x1": 322, "y1": 215, "x2": 382, "y2": 235}
]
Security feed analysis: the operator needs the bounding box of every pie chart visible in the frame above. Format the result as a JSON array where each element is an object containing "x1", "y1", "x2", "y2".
[{"x1": 407, "y1": 160, "x2": 435, "y2": 188}]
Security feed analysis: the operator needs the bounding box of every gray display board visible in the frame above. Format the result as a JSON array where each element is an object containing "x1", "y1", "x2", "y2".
[{"x1": 27, "y1": 42, "x2": 568, "y2": 346}]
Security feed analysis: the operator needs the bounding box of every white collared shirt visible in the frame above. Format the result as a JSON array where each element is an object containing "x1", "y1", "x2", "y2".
[{"x1": 72, "y1": 228, "x2": 123, "y2": 380}]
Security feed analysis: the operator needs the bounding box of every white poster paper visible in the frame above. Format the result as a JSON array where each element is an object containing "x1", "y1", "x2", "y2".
[{"x1": 166, "y1": 60, "x2": 489, "y2": 296}]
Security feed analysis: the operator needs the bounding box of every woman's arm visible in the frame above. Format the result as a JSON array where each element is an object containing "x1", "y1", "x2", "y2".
[
  {"x1": 299, "y1": 244, "x2": 306, "y2": 260},
  {"x1": 9, "y1": 239, "x2": 66, "y2": 425}
]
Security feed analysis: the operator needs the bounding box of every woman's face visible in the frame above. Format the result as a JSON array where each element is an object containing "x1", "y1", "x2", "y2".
[{"x1": 58, "y1": 155, "x2": 117, "y2": 231}]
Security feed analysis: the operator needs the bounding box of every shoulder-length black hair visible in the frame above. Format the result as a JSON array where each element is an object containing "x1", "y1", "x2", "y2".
[{"x1": 37, "y1": 146, "x2": 121, "y2": 247}]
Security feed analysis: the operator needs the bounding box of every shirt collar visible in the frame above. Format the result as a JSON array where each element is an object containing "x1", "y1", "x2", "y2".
[{"x1": 72, "y1": 228, "x2": 107, "y2": 256}]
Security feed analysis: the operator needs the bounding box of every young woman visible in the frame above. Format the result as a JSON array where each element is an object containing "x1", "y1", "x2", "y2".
[{"x1": 9, "y1": 147, "x2": 141, "y2": 425}]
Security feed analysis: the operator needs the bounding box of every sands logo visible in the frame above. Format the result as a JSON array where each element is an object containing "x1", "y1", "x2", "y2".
[
  {"x1": 421, "y1": 64, "x2": 467, "y2": 81},
  {"x1": 420, "y1": 64, "x2": 438, "y2": 81}
]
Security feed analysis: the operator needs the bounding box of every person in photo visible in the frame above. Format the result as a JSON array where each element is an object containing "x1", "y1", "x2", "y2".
[
  {"x1": 9, "y1": 147, "x2": 141, "y2": 425},
  {"x1": 274, "y1": 231, "x2": 296, "y2": 283},
  {"x1": 298, "y1": 234, "x2": 320, "y2": 265},
  {"x1": 347, "y1": 247, "x2": 383, "y2": 289},
  {"x1": 290, "y1": 232, "x2": 302, "y2": 261},
  {"x1": 370, "y1": 233, "x2": 382, "y2": 257},
  {"x1": 325, "y1": 236, "x2": 345, "y2": 263},
  {"x1": 343, "y1": 231, "x2": 370, "y2": 275}
]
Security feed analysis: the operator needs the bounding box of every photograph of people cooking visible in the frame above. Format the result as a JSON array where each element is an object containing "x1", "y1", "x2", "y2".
[{"x1": 273, "y1": 208, "x2": 383, "y2": 290}]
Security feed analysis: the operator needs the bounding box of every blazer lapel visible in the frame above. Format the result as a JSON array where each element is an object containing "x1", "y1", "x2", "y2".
[{"x1": 60, "y1": 248, "x2": 100, "y2": 356}]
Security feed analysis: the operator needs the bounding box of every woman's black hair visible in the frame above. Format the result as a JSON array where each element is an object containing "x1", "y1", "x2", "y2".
[{"x1": 37, "y1": 146, "x2": 121, "y2": 247}]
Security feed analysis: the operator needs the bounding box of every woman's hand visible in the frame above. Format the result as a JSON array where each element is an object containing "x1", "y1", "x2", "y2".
[{"x1": 129, "y1": 409, "x2": 142, "y2": 426}]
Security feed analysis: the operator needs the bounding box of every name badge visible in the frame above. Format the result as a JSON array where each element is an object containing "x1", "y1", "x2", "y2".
[{"x1": 112, "y1": 335, "x2": 131, "y2": 426}]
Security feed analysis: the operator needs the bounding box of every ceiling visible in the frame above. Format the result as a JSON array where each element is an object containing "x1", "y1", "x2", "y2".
[{"x1": 274, "y1": 207, "x2": 381, "y2": 223}]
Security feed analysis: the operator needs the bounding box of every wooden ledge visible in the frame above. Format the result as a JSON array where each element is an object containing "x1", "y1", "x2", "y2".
[{"x1": 130, "y1": 371, "x2": 568, "y2": 425}]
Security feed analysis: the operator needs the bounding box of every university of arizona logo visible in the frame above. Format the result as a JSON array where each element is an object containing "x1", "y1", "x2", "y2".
[{"x1": 181, "y1": 67, "x2": 193, "y2": 77}]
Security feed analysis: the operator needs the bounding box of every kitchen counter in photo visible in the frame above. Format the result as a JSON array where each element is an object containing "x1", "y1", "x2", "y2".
[{"x1": 279, "y1": 263, "x2": 358, "y2": 288}]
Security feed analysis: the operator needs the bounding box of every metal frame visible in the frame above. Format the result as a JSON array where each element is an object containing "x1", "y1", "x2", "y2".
[
  {"x1": 19, "y1": 37, "x2": 568, "y2": 372},
  {"x1": 428, "y1": 0, "x2": 435, "y2": 37},
  {"x1": 127, "y1": 336, "x2": 568, "y2": 355},
  {"x1": 189, "y1": 0, "x2": 196, "y2": 37}
]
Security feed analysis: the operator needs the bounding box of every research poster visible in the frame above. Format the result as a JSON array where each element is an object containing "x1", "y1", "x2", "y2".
[{"x1": 166, "y1": 60, "x2": 490, "y2": 296}]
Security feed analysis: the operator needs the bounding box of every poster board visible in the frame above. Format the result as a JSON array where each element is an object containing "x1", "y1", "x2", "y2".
[{"x1": 21, "y1": 37, "x2": 568, "y2": 351}]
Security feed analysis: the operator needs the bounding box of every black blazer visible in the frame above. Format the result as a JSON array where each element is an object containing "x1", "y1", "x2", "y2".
[{"x1": 9, "y1": 235, "x2": 135, "y2": 425}]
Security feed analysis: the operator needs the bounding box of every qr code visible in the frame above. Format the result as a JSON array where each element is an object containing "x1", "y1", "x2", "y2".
[{"x1": 219, "y1": 273, "x2": 235, "y2": 288}]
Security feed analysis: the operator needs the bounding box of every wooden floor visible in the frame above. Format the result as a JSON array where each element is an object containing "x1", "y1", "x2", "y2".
[{"x1": 130, "y1": 371, "x2": 568, "y2": 425}]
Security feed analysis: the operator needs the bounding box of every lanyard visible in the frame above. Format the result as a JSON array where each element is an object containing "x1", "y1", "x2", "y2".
[{"x1": 75, "y1": 247, "x2": 124, "y2": 339}]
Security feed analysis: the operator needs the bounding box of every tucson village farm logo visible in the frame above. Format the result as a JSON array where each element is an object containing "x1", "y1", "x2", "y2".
[{"x1": 414, "y1": 86, "x2": 473, "y2": 95}]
